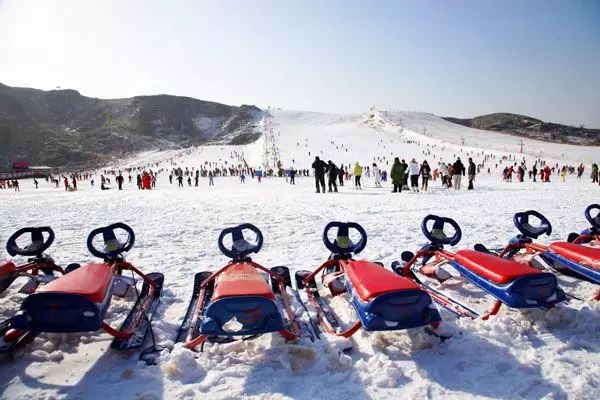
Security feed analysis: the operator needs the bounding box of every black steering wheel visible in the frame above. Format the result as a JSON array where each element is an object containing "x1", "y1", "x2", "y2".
[
  {"x1": 6, "y1": 227, "x2": 55, "y2": 257},
  {"x1": 585, "y1": 204, "x2": 600, "y2": 231},
  {"x1": 322, "y1": 222, "x2": 367, "y2": 255},
  {"x1": 218, "y1": 223, "x2": 263, "y2": 260},
  {"x1": 421, "y1": 215, "x2": 462, "y2": 246},
  {"x1": 513, "y1": 210, "x2": 552, "y2": 239},
  {"x1": 87, "y1": 223, "x2": 135, "y2": 260}
]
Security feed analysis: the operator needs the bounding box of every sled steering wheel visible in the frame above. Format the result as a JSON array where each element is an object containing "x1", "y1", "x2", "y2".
[
  {"x1": 6, "y1": 227, "x2": 55, "y2": 257},
  {"x1": 421, "y1": 215, "x2": 462, "y2": 246},
  {"x1": 513, "y1": 210, "x2": 552, "y2": 239},
  {"x1": 218, "y1": 223, "x2": 263, "y2": 260},
  {"x1": 322, "y1": 222, "x2": 367, "y2": 255},
  {"x1": 87, "y1": 222, "x2": 135, "y2": 260},
  {"x1": 585, "y1": 204, "x2": 600, "y2": 231}
]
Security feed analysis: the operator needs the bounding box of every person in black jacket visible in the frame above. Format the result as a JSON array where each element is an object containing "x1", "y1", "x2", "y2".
[
  {"x1": 312, "y1": 156, "x2": 328, "y2": 193},
  {"x1": 452, "y1": 158, "x2": 465, "y2": 190},
  {"x1": 327, "y1": 160, "x2": 338, "y2": 192},
  {"x1": 467, "y1": 158, "x2": 476, "y2": 190},
  {"x1": 116, "y1": 173, "x2": 124, "y2": 190}
]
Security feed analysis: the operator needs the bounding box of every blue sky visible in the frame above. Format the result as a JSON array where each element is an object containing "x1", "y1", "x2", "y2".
[{"x1": 0, "y1": 0, "x2": 598, "y2": 126}]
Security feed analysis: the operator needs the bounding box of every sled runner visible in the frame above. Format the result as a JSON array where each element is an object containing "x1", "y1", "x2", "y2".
[
  {"x1": 0, "y1": 227, "x2": 69, "y2": 295},
  {"x1": 480, "y1": 209, "x2": 600, "y2": 301},
  {"x1": 1, "y1": 223, "x2": 163, "y2": 355},
  {"x1": 399, "y1": 215, "x2": 565, "y2": 320},
  {"x1": 179, "y1": 223, "x2": 305, "y2": 350},
  {"x1": 295, "y1": 222, "x2": 442, "y2": 338}
]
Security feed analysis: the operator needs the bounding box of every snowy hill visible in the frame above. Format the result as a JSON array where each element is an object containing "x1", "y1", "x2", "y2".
[{"x1": 1, "y1": 108, "x2": 599, "y2": 400}]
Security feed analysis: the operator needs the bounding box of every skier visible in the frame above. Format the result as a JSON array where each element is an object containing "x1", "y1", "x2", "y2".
[
  {"x1": 420, "y1": 160, "x2": 431, "y2": 191},
  {"x1": 400, "y1": 159, "x2": 409, "y2": 190},
  {"x1": 209, "y1": 171, "x2": 215, "y2": 186},
  {"x1": 452, "y1": 158, "x2": 465, "y2": 190},
  {"x1": 312, "y1": 156, "x2": 328, "y2": 193},
  {"x1": 467, "y1": 158, "x2": 476, "y2": 190},
  {"x1": 338, "y1": 167, "x2": 344, "y2": 187},
  {"x1": 390, "y1": 157, "x2": 403, "y2": 193},
  {"x1": 591, "y1": 164, "x2": 598, "y2": 183},
  {"x1": 33, "y1": 179, "x2": 39, "y2": 189},
  {"x1": 63, "y1": 177, "x2": 69, "y2": 191},
  {"x1": 327, "y1": 160, "x2": 338, "y2": 192},
  {"x1": 353, "y1": 162, "x2": 363, "y2": 189},
  {"x1": 116, "y1": 174, "x2": 124, "y2": 190},
  {"x1": 439, "y1": 162, "x2": 449, "y2": 187},
  {"x1": 177, "y1": 175, "x2": 184, "y2": 187},
  {"x1": 72, "y1": 176, "x2": 77, "y2": 190},
  {"x1": 407, "y1": 158, "x2": 420, "y2": 192},
  {"x1": 169, "y1": 174, "x2": 173, "y2": 184},
  {"x1": 372, "y1": 163, "x2": 382, "y2": 188},
  {"x1": 289, "y1": 168, "x2": 296, "y2": 185}
]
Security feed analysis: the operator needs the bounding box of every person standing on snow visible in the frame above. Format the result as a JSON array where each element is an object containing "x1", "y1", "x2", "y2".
[
  {"x1": 353, "y1": 162, "x2": 363, "y2": 189},
  {"x1": 289, "y1": 168, "x2": 296, "y2": 185},
  {"x1": 591, "y1": 164, "x2": 598, "y2": 183},
  {"x1": 116, "y1": 173, "x2": 124, "y2": 190},
  {"x1": 312, "y1": 156, "x2": 328, "y2": 193},
  {"x1": 177, "y1": 175, "x2": 184, "y2": 187},
  {"x1": 372, "y1": 163, "x2": 382, "y2": 188},
  {"x1": 407, "y1": 158, "x2": 420, "y2": 192},
  {"x1": 327, "y1": 160, "x2": 338, "y2": 192},
  {"x1": 439, "y1": 162, "x2": 449, "y2": 187},
  {"x1": 390, "y1": 157, "x2": 404, "y2": 193},
  {"x1": 467, "y1": 158, "x2": 476, "y2": 190},
  {"x1": 208, "y1": 171, "x2": 215, "y2": 186},
  {"x1": 452, "y1": 158, "x2": 465, "y2": 190},
  {"x1": 338, "y1": 167, "x2": 344, "y2": 187},
  {"x1": 420, "y1": 160, "x2": 431, "y2": 191}
]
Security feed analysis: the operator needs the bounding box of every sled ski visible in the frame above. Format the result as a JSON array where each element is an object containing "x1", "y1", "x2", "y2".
[{"x1": 111, "y1": 272, "x2": 164, "y2": 350}]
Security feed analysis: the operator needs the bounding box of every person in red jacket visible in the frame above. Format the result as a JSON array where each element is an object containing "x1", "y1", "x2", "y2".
[{"x1": 142, "y1": 172, "x2": 152, "y2": 189}]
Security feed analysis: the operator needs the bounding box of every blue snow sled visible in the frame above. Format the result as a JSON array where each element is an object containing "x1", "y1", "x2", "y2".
[{"x1": 401, "y1": 215, "x2": 565, "y2": 320}]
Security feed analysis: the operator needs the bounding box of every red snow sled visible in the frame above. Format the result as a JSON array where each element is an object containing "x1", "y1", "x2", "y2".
[
  {"x1": 479, "y1": 209, "x2": 600, "y2": 301},
  {"x1": 177, "y1": 223, "x2": 303, "y2": 350},
  {"x1": 1, "y1": 223, "x2": 163, "y2": 356},
  {"x1": 0, "y1": 227, "x2": 74, "y2": 295},
  {"x1": 397, "y1": 215, "x2": 565, "y2": 320},
  {"x1": 295, "y1": 222, "x2": 442, "y2": 338}
]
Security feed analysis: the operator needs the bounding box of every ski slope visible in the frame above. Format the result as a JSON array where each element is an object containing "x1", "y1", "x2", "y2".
[{"x1": 1, "y1": 110, "x2": 599, "y2": 400}]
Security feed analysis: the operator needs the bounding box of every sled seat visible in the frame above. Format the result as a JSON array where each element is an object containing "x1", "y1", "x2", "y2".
[
  {"x1": 212, "y1": 263, "x2": 275, "y2": 301},
  {"x1": 0, "y1": 260, "x2": 16, "y2": 275},
  {"x1": 39, "y1": 262, "x2": 113, "y2": 303},
  {"x1": 345, "y1": 260, "x2": 419, "y2": 301},
  {"x1": 454, "y1": 250, "x2": 540, "y2": 284},
  {"x1": 549, "y1": 242, "x2": 600, "y2": 268}
]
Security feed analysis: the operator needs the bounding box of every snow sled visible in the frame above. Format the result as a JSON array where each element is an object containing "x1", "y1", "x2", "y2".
[
  {"x1": 0, "y1": 227, "x2": 72, "y2": 295},
  {"x1": 1, "y1": 223, "x2": 163, "y2": 355},
  {"x1": 483, "y1": 208, "x2": 600, "y2": 301},
  {"x1": 178, "y1": 223, "x2": 302, "y2": 350},
  {"x1": 295, "y1": 222, "x2": 442, "y2": 338},
  {"x1": 398, "y1": 215, "x2": 565, "y2": 320}
]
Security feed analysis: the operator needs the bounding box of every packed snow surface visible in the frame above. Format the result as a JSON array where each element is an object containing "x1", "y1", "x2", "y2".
[{"x1": 1, "y1": 110, "x2": 599, "y2": 399}]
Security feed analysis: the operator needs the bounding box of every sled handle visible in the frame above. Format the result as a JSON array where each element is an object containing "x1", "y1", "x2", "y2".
[
  {"x1": 6, "y1": 227, "x2": 55, "y2": 257},
  {"x1": 513, "y1": 210, "x2": 552, "y2": 239},
  {"x1": 585, "y1": 204, "x2": 600, "y2": 231},
  {"x1": 322, "y1": 221, "x2": 367, "y2": 255},
  {"x1": 421, "y1": 215, "x2": 462, "y2": 246},
  {"x1": 87, "y1": 222, "x2": 135, "y2": 260},
  {"x1": 218, "y1": 223, "x2": 263, "y2": 260}
]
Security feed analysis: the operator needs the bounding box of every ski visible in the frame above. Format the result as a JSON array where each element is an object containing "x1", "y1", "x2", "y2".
[
  {"x1": 175, "y1": 271, "x2": 212, "y2": 344},
  {"x1": 111, "y1": 272, "x2": 164, "y2": 351}
]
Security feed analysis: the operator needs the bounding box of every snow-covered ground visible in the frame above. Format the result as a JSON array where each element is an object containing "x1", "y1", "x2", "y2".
[{"x1": 1, "y1": 110, "x2": 599, "y2": 400}]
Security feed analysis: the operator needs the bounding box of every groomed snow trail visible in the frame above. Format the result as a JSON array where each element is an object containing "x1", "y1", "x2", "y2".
[{"x1": 1, "y1": 110, "x2": 599, "y2": 400}]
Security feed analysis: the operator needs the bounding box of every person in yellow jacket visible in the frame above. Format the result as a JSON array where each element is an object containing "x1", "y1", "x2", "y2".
[{"x1": 353, "y1": 162, "x2": 363, "y2": 189}]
